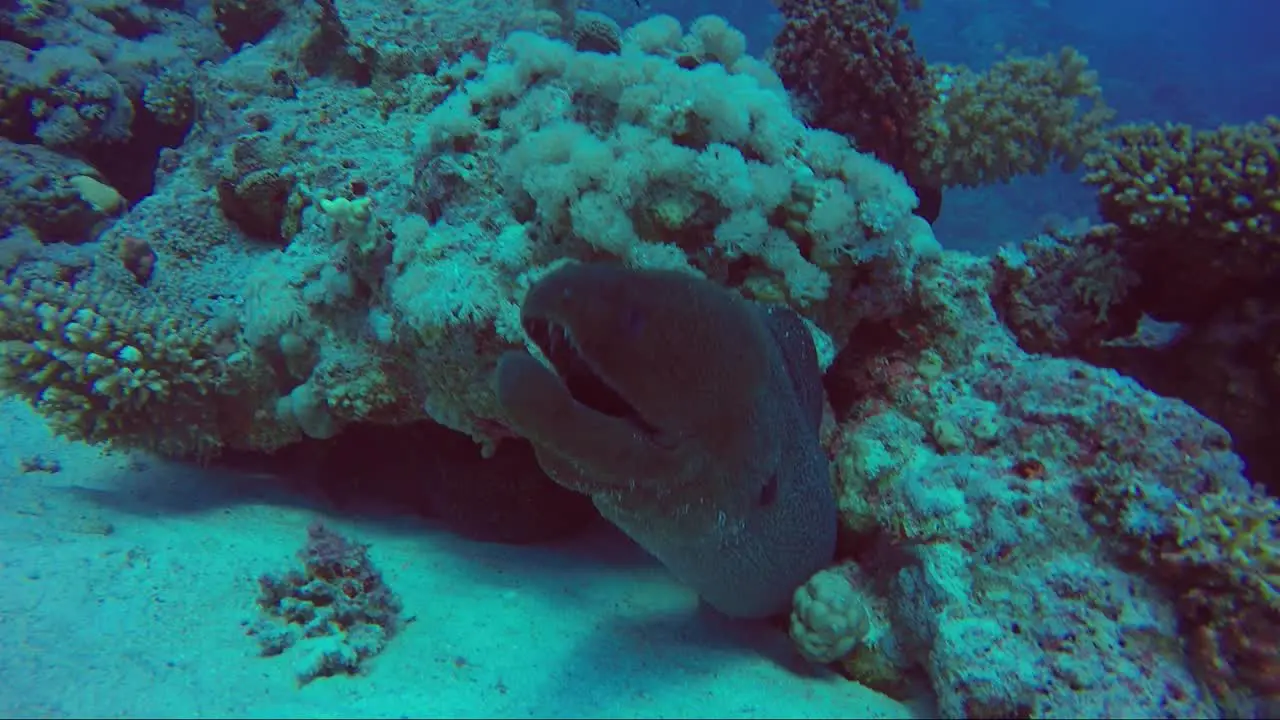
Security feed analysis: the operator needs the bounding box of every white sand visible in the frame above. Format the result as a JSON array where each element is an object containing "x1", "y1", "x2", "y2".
[{"x1": 0, "y1": 398, "x2": 922, "y2": 718}]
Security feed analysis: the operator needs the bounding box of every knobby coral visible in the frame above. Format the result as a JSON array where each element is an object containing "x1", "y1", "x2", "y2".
[
  {"x1": 769, "y1": 0, "x2": 934, "y2": 181},
  {"x1": 1083, "y1": 117, "x2": 1280, "y2": 295},
  {"x1": 249, "y1": 521, "x2": 404, "y2": 685}
]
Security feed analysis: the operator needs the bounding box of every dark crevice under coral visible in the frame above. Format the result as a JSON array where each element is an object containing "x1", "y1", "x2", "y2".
[
  {"x1": 209, "y1": 420, "x2": 598, "y2": 545},
  {"x1": 84, "y1": 108, "x2": 192, "y2": 204}
]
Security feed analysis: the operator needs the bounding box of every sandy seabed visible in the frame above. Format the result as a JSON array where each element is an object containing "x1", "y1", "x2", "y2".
[{"x1": 0, "y1": 398, "x2": 921, "y2": 719}]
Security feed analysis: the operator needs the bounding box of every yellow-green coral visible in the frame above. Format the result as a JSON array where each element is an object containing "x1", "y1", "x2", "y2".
[
  {"x1": 316, "y1": 359, "x2": 404, "y2": 424},
  {"x1": 15, "y1": 0, "x2": 54, "y2": 23},
  {"x1": 1165, "y1": 484, "x2": 1280, "y2": 704},
  {"x1": 916, "y1": 47, "x2": 1114, "y2": 188},
  {"x1": 1082, "y1": 117, "x2": 1280, "y2": 256},
  {"x1": 1168, "y1": 486, "x2": 1280, "y2": 610},
  {"x1": 0, "y1": 279, "x2": 228, "y2": 458}
]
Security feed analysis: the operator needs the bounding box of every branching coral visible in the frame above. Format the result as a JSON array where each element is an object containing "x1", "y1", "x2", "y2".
[
  {"x1": 916, "y1": 47, "x2": 1114, "y2": 188},
  {"x1": 769, "y1": 0, "x2": 934, "y2": 178},
  {"x1": 768, "y1": 1, "x2": 1115, "y2": 204},
  {"x1": 0, "y1": 278, "x2": 253, "y2": 458}
]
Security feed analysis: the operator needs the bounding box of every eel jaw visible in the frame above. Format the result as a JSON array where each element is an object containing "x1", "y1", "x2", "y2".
[{"x1": 522, "y1": 314, "x2": 662, "y2": 438}]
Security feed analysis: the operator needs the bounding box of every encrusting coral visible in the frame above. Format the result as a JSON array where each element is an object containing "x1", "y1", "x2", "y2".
[
  {"x1": 1089, "y1": 460, "x2": 1280, "y2": 704},
  {"x1": 248, "y1": 521, "x2": 404, "y2": 685}
]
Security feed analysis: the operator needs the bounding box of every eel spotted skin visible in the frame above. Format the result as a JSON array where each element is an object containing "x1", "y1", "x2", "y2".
[{"x1": 495, "y1": 263, "x2": 836, "y2": 618}]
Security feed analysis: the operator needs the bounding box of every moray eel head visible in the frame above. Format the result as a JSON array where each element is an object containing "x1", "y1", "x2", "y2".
[
  {"x1": 520, "y1": 283, "x2": 663, "y2": 441},
  {"x1": 509, "y1": 263, "x2": 770, "y2": 470},
  {"x1": 496, "y1": 263, "x2": 836, "y2": 617}
]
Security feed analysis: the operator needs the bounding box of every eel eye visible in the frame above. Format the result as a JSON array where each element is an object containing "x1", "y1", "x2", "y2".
[
  {"x1": 621, "y1": 306, "x2": 647, "y2": 340},
  {"x1": 758, "y1": 473, "x2": 779, "y2": 507}
]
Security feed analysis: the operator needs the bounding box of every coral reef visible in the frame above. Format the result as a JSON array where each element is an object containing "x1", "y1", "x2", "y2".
[
  {"x1": 767, "y1": 0, "x2": 948, "y2": 223},
  {"x1": 769, "y1": 0, "x2": 933, "y2": 177},
  {"x1": 248, "y1": 521, "x2": 404, "y2": 685},
  {"x1": 0, "y1": 12, "x2": 927, "y2": 456},
  {"x1": 0, "y1": 43, "x2": 136, "y2": 149},
  {"x1": 0, "y1": 139, "x2": 127, "y2": 244},
  {"x1": 570, "y1": 10, "x2": 622, "y2": 54},
  {"x1": 989, "y1": 224, "x2": 1141, "y2": 357},
  {"x1": 768, "y1": 0, "x2": 1113, "y2": 197},
  {"x1": 1083, "y1": 117, "x2": 1280, "y2": 315},
  {"x1": 0, "y1": 1, "x2": 1276, "y2": 714},
  {"x1": 972, "y1": 119, "x2": 1280, "y2": 709},
  {"x1": 1000, "y1": 118, "x2": 1280, "y2": 514},
  {"x1": 0, "y1": 276, "x2": 263, "y2": 458},
  {"x1": 0, "y1": 0, "x2": 224, "y2": 201},
  {"x1": 815, "y1": 250, "x2": 1261, "y2": 716},
  {"x1": 916, "y1": 48, "x2": 1114, "y2": 188}
]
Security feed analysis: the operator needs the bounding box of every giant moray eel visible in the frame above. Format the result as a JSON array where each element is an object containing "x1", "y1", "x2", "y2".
[{"x1": 494, "y1": 263, "x2": 837, "y2": 618}]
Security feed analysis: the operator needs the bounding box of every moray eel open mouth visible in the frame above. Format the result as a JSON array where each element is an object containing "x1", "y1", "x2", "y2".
[{"x1": 523, "y1": 315, "x2": 661, "y2": 436}]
